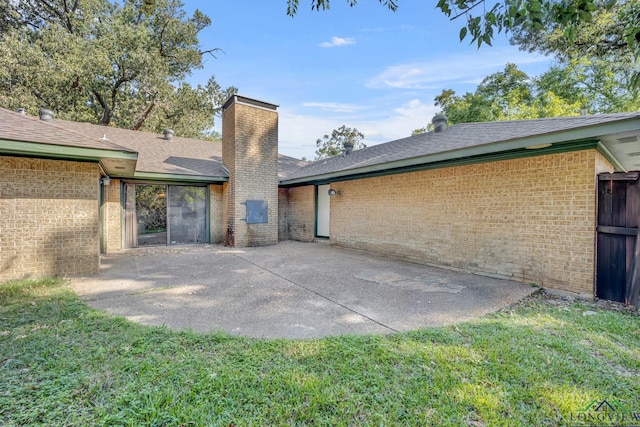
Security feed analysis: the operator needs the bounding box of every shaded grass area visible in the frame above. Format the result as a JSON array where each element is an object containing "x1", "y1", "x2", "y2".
[{"x1": 1, "y1": 279, "x2": 639, "y2": 426}]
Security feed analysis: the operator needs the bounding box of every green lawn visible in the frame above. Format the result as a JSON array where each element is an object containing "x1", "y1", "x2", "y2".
[{"x1": 1, "y1": 278, "x2": 638, "y2": 426}]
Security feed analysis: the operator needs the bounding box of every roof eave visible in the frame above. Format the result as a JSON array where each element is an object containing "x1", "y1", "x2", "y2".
[
  {"x1": 596, "y1": 141, "x2": 626, "y2": 172},
  {"x1": 129, "y1": 171, "x2": 228, "y2": 184},
  {"x1": 280, "y1": 119, "x2": 639, "y2": 186},
  {"x1": 0, "y1": 138, "x2": 138, "y2": 164}
]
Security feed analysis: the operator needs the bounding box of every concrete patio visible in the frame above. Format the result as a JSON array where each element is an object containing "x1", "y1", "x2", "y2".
[{"x1": 71, "y1": 241, "x2": 538, "y2": 339}]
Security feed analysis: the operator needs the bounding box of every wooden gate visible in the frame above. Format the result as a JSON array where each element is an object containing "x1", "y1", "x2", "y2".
[{"x1": 596, "y1": 172, "x2": 640, "y2": 305}]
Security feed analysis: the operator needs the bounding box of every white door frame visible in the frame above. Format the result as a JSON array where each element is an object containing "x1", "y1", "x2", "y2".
[{"x1": 316, "y1": 184, "x2": 330, "y2": 237}]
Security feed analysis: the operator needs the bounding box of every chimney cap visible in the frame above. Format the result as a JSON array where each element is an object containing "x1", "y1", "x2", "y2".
[
  {"x1": 222, "y1": 94, "x2": 279, "y2": 112},
  {"x1": 163, "y1": 128, "x2": 174, "y2": 140},
  {"x1": 39, "y1": 108, "x2": 54, "y2": 122},
  {"x1": 343, "y1": 141, "x2": 354, "y2": 155},
  {"x1": 432, "y1": 114, "x2": 447, "y2": 133}
]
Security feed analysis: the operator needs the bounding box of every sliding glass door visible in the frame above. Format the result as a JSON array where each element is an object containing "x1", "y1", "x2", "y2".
[
  {"x1": 167, "y1": 185, "x2": 207, "y2": 245},
  {"x1": 124, "y1": 183, "x2": 208, "y2": 248}
]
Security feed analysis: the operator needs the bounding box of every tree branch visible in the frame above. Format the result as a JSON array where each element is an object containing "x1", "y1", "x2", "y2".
[
  {"x1": 133, "y1": 98, "x2": 156, "y2": 130},
  {"x1": 199, "y1": 48, "x2": 222, "y2": 58},
  {"x1": 158, "y1": 19, "x2": 169, "y2": 57},
  {"x1": 157, "y1": 10, "x2": 178, "y2": 58},
  {"x1": 39, "y1": 0, "x2": 75, "y2": 33},
  {"x1": 449, "y1": 0, "x2": 486, "y2": 21},
  {"x1": 92, "y1": 91, "x2": 112, "y2": 125}
]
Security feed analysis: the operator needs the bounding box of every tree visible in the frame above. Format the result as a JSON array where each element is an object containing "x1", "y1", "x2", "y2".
[
  {"x1": 415, "y1": 56, "x2": 639, "y2": 134},
  {"x1": 0, "y1": 0, "x2": 237, "y2": 139},
  {"x1": 476, "y1": 63, "x2": 533, "y2": 112},
  {"x1": 413, "y1": 63, "x2": 583, "y2": 132},
  {"x1": 136, "y1": 184, "x2": 167, "y2": 232},
  {"x1": 315, "y1": 125, "x2": 366, "y2": 159},
  {"x1": 509, "y1": 1, "x2": 638, "y2": 60},
  {"x1": 350, "y1": 1, "x2": 635, "y2": 54},
  {"x1": 508, "y1": 0, "x2": 640, "y2": 98},
  {"x1": 285, "y1": 1, "x2": 625, "y2": 47},
  {"x1": 286, "y1": 0, "x2": 640, "y2": 86},
  {"x1": 437, "y1": 64, "x2": 538, "y2": 124},
  {"x1": 411, "y1": 125, "x2": 431, "y2": 136},
  {"x1": 286, "y1": 0, "x2": 397, "y2": 16},
  {"x1": 536, "y1": 59, "x2": 639, "y2": 113}
]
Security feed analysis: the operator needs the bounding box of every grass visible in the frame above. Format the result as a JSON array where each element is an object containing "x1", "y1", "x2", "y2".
[{"x1": 1, "y1": 279, "x2": 639, "y2": 426}]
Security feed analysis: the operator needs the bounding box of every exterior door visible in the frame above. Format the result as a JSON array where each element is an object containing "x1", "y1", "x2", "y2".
[
  {"x1": 167, "y1": 185, "x2": 207, "y2": 245},
  {"x1": 124, "y1": 184, "x2": 208, "y2": 248},
  {"x1": 596, "y1": 172, "x2": 640, "y2": 305},
  {"x1": 316, "y1": 184, "x2": 330, "y2": 237},
  {"x1": 135, "y1": 184, "x2": 168, "y2": 246}
]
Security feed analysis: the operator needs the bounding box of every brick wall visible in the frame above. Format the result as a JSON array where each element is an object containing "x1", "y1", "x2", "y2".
[
  {"x1": 210, "y1": 184, "x2": 224, "y2": 243},
  {"x1": 0, "y1": 157, "x2": 100, "y2": 281},
  {"x1": 279, "y1": 185, "x2": 315, "y2": 242},
  {"x1": 278, "y1": 188, "x2": 288, "y2": 241},
  {"x1": 595, "y1": 150, "x2": 615, "y2": 174},
  {"x1": 222, "y1": 104, "x2": 236, "y2": 246},
  {"x1": 103, "y1": 179, "x2": 121, "y2": 253},
  {"x1": 321, "y1": 150, "x2": 613, "y2": 294},
  {"x1": 222, "y1": 97, "x2": 278, "y2": 247}
]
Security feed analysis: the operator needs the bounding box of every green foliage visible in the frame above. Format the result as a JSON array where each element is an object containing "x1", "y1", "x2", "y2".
[
  {"x1": 286, "y1": 1, "x2": 638, "y2": 131},
  {"x1": 0, "y1": 0, "x2": 237, "y2": 138},
  {"x1": 426, "y1": 62, "x2": 619, "y2": 128},
  {"x1": 286, "y1": 0, "x2": 398, "y2": 16},
  {"x1": 538, "y1": 58, "x2": 639, "y2": 113},
  {"x1": 475, "y1": 63, "x2": 534, "y2": 111},
  {"x1": 438, "y1": 0, "x2": 640, "y2": 88},
  {"x1": 1, "y1": 279, "x2": 639, "y2": 425},
  {"x1": 314, "y1": 124, "x2": 366, "y2": 160},
  {"x1": 286, "y1": 1, "x2": 639, "y2": 89},
  {"x1": 411, "y1": 124, "x2": 432, "y2": 136},
  {"x1": 435, "y1": 0, "x2": 615, "y2": 47},
  {"x1": 510, "y1": 1, "x2": 635, "y2": 59},
  {"x1": 434, "y1": 63, "x2": 539, "y2": 124},
  {"x1": 135, "y1": 185, "x2": 167, "y2": 232},
  {"x1": 510, "y1": 0, "x2": 640, "y2": 92},
  {"x1": 286, "y1": 0, "x2": 634, "y2": 53}
]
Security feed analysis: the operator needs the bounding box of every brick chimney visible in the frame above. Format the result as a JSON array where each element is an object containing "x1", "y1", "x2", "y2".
[{"x1": 221, "y1": 95, "x2": 279, "y2": 247}]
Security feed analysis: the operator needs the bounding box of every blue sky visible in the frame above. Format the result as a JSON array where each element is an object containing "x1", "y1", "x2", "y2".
[{"x1": 183, "y1": 1, "x2": 552, "y2": 160}]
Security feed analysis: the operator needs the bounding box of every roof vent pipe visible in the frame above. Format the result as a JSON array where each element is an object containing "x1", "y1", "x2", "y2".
[
  {"x1": 163, "y1": 129, "x2": 174, "y2": 141},
  {"x1": 39, "y1": 108, "x2": 54, "y2": 121},
  {"x1": 16, "y1": 108, "x2": 26, "y2": 115},
  {"x1": 432, "y1": 115, "x2": 447, "y2": 133},
  {"x1": 344, "y1": 141, "x2": 354, "y2": 155}
]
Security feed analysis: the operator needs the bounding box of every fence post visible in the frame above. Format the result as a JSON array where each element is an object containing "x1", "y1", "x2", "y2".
[{"x1": 626, "y1": 230, "x2": 640, "y2": 307}]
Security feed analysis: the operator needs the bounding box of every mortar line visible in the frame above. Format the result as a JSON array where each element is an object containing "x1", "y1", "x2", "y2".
[{"x1": 232, "y1": 253, "x2": 399, "y2": 334}]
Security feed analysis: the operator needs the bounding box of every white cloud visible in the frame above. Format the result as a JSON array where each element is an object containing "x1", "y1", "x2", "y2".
[
  {"x1": 278, "y1": 99, "x2": 438, "y2": 160},
  {"x1": 366, "y1": 47, "x2": 550, "y2": 90},
  {"x1": 302, "y1": 102, "x2": 366, "y2": 113},
  {"x1": 278, "y1": 109, "x2": 339, "y2": 159},
  {"x1": 319, "y1": 36, "x2": 356, "y2": 48},
  {"x1": 361, "y1": 99, "x2": 437, "y2": 142}
]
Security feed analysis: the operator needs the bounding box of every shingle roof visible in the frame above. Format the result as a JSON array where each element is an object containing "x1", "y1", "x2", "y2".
[
  {"x1": 59, "y1": 120, "x2": 229, "y2": 178},
  {"x1": 0, "y1": 108, "x2": 134, "y2": 153},
  {"x1": 0, "y1": 108, "x2": 308, "y2": 179},
  {"x1": 4, "y1": 107, "x2": 638, "y2": 183},
  {"x1": 284, "y1": 112, "x2": 640, "y2": 182},
  {"x1": 278, "y1": 155, "x2": 310, "y2": 179},
  {"x1": 60, "y1": 120, "x2": 308, "y2": 179}
]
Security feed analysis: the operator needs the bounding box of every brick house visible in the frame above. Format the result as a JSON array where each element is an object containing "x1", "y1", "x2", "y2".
[{"x1": 1, "y1": 95, "x2": 639, "y2": 298}]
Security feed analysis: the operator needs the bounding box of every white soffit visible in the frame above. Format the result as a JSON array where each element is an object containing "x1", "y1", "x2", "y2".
[{"x1": 600, "y1": 130, "x2": 640, "y2": 171}]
